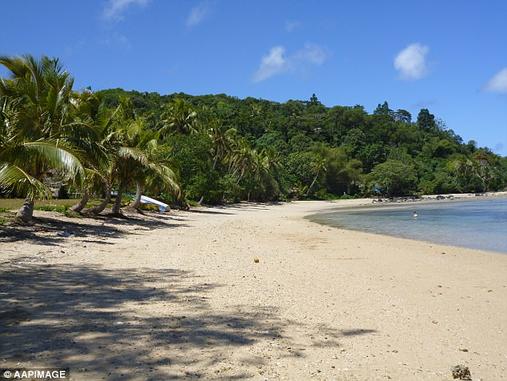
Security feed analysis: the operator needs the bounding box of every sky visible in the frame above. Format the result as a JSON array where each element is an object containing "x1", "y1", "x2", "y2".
[{"x1": 1, "y1": 0, "x2": 507, "y2": 155}]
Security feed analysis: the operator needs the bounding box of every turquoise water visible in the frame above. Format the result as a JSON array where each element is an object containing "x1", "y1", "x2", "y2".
[{"x1": 309, "y1": 198, "x2": 507, "y2": 254}]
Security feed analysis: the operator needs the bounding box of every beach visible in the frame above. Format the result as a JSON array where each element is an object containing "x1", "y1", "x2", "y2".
[{"x1": 1, "y1": 200, "x2": 506, "y2": 380}]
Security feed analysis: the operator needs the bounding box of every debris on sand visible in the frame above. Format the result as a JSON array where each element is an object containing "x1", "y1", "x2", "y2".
[
  {"x1": 451, "y1": 364, "x2": 472, "y2": 380},
  {"x1": 254, "y1": 257, "x2": 260, "y2": 263}
]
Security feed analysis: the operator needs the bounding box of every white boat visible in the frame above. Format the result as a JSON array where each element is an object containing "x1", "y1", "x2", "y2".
[{"x1": 139, "y1": 195, "x2": 169, "y2": 212}]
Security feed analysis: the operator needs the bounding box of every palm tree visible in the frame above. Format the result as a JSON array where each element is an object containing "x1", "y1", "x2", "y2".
[
  {"x1": 208, "y1": 120, "x2": 237, "y2": 169},
  {"x1": 228, "y1": 139, "x2": 255, "y2": 182},
  {"x1": 306, "y1": 158, "x2": 326, "y2": 196},
  {"x1": 160, "y1": 98, "x2": 198, "y2": 136},
  {"x1": 129, "y1": 139, "x2": 180, "y2": 211},
  {"x1": 67, "y1": 91, "x2": 115, "y2": 213},
  {"x1": 248, "y1": 148, "x2": 281, "y2": 201},
  {"x1": 0, "y1": 55, "x2": 84, "y2": 222},
  {"x1": 109, "y1": 109, "x2": 180, "y2": 215},
  {"x1": 84, "y1": 100, "x2": 125, "y2": 215},
  {"x1": 226, "y1": 138, "x2": 281, "y2": 201}
]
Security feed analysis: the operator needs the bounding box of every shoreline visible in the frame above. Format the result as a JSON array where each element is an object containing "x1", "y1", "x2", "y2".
[
  {"x1": 304, "y1": 196, "x2": 507, "y2": 255},
  {"x1": 1, "y1": 200, "x2": 506, "y2": 380},
  {"x1": 321, "y1": 191, "x2": 507, "y2": 212}
]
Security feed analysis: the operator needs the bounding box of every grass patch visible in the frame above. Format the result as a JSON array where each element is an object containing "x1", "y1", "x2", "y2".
[
  {"x1": 0, "y1": 198, "x2": 115, "y2": 218},
  {"x1": 0, "y1": 198, "x2": 83, "y2": 210},
  {"x1": 34, "y1": 204, "x2": 82, "y2": 218},
  {"x1": 35, "y1": 204, "x2": 69, "y2": 213},
  {"x1": 0, "y1": 209, "x2": 16, "y2": 225}
]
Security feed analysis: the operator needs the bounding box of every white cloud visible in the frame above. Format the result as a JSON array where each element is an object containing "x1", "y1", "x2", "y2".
[
  {"x1": 253, "y1": 44, "x2": 328, "y2": 82},
  {"x1": 186, "y1": 2, "x2": 210, "y2": 27},
  {"x1": 285, "y1": 20, "x2": 300, "y2": 32},
  {"x1": 102, "y1": 0, "x2": 149, "y2": 21},
  {"x1": 394, "y1": 43, "x2": 429, "y2": 80},
  {"x1": 253, "y1": 46, "x2": 287, "y2": 82},
  {"x1": 294, "y1": 44, "x2": 327, "y2": 65},
  {"x1": 485, "y1": 68, "x2": 507, "y2": 93}
]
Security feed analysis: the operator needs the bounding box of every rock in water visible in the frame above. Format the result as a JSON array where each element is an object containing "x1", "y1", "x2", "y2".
[{"x1": 451, "y1": 365, "x2": 472, "y2": 380}]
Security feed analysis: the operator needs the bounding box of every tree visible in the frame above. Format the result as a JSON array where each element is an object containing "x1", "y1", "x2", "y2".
[
  {"x1": 160, "y1": 98, "x2": 198, "y2": 136},
  {"x1": 110, "y1": 114, "x2": 179, "y2": 215},
  {"x1": 94, "y1": 88, "x2": 507, "y2": 201},
  {"x1": 374, "y1": 101, "x2": 392, "y2": 116},
  {"x1": 286, "y1": 151, "x2": 321, "y2": 197},
  {"x1": 448, "y1": 156, "x2": 482, "y2": 192},
  {"x1": 68, "y1": 91, "x2": 111, "y2": 213},
  {"x1": 393, "y1": 109, "x2": 412, "y2": 123},
  {"x1": 129, "y1": 138, "x2": 180, "y2": 210},
  {"x1": 0, "y1": 55, "x2": 84, "y2": 222},
  {"x1": 367, "y1": 160, "x2": 417, "y2": 197},
  {"x1": 208, "y1": 120, "x2": 237, "y2": 169},
  {"x1": 311, "y1": 144, "x2": 362, "y2": 195},
  {"x1": 416, "y1": 108, "x2": 437, "y2": 130},
  {"x1": 306, "y1": 157, "x2": 326, "y2": 196}
]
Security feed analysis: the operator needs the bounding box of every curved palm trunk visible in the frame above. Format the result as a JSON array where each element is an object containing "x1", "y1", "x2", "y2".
[
  {"x1": 16, "y1": 197, "x2": 35, "y2": 223},
  {"x1": 130, "y1": 182, "x2": 143, "y2": 210},
  {"x1": 88, "y1": 181, "x2": 111, "y2": 215},
  {"x1": 71, "y1": 189, "x2": 89, "y2": 213}
]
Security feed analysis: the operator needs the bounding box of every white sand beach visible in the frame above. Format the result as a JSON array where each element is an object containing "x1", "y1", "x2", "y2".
[{"x1": 1, "y1": 200, "x2": 506, "y2": 380}]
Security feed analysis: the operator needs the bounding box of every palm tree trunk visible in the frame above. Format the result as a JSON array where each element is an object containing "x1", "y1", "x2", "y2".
[
  {"x1": 130, "y1": 182, "x2": 143, "y2": 210},
  {"x1": 306, "y1": 172, "x2": 320, "y2": 196},
  {"x1": 112, "y1": 184, "x2": 124, "y2": 215},
  {"x1": 88, "y1": 182, "x2": 111, "y2": 215},
  {"x1": 16, "y1": 197, "x2": 35, "y2": 223},
  {"x1": 71, "y1": 188, "x2": 89, "y2": 213}
]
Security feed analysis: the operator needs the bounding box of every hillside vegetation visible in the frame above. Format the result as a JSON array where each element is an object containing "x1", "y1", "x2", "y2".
[
  {"x1": 98, "y1": 88, "x2": 507, "y2": 202},
  {"x1": 1, "y1": 56, "x2": 506, "y2": 223}
]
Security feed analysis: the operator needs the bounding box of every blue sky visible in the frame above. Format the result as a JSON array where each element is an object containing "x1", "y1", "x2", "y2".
[{"x1": 1, "y1": 0, "x2": 507, "y2": 155}]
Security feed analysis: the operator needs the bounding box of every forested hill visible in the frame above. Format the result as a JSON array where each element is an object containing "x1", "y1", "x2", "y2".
[{"x1": 98, "y1": 88, "x2": 507, "y2": 203}]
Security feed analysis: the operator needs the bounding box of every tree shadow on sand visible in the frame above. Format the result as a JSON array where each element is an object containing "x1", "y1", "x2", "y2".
[
  {"x1": 0, "y1": 264, "x2": 377, "y2": 380},
  {"x1": 0, "y1": 213, "x2": 188, "y2": 246}
]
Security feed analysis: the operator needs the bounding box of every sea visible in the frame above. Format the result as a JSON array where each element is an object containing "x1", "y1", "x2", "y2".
[{"x1": 308, "y1": 197, "x2": 507, "y2": 254}]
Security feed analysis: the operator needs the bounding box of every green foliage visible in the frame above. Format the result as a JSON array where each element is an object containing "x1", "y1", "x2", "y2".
[
  {"x1": 367, "y1": 160, "x2": 418, "y2": 197},
  {"x1": 34, "y1": 204, "x2": 69, "y2": 213},
  {"x1": 1, "y1": 56, "x2": 505, "y2": 211},
  {"x1": 32, "y1": 203, "x2": 79, "y2": 217},
  {"x1": 0, "y1": 56, "x2": 85, "y2": 206},
  {"x1": 95, "y1": 90, "x2": 506, "y2": 201}
]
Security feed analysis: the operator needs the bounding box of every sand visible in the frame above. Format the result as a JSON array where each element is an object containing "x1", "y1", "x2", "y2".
[{"x1": 1, "y1": 200, "x2": 506, "y2": 380}]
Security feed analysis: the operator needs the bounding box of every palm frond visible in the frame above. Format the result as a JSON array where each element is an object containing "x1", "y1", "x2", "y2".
[
  {"x1": 26, "y1": 141, "x2": 83, "y2": 175},
  {"x1": 0, "y1": 163, "x2": 51, "y2": 199},
  {"x1": 117, "y1": 146, "x2": 149, "y2": 165},
  {"x1": 146, "y1": 163, "x2": 181, "y2": 196}
]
